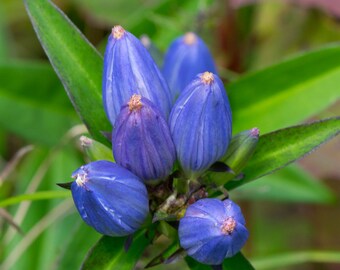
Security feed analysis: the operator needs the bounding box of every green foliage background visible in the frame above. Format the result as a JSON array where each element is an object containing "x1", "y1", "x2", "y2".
[{"x1": 0, "y1": 0, "x2": 339, "y2": 269}]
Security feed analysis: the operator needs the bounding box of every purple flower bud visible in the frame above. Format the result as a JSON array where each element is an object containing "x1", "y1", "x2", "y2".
[
  {"x1": 179, "y1": 198, "x2": 248, "y2": 265},
  {"x1": 71, "y1": 160, "x2": 149, "y2": 236},
  {"x1": 169, "y1": 72, "x2": 232, "y2": 178},
  {"x1": 103, "y1": 25, "x2": 172, "y2": 125},
  {"x1": 112, "y1": 94, "x2": 176, "y2": 182},
  {"x1": 163, "y1": 32, "x2": 217, "y2": 101}
]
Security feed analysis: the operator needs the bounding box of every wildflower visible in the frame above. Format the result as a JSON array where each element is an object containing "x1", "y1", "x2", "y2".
[
  {"x1": 103, "y1": 25, "x2": 172, "y2": 125},
  {"x1": 179, "y1": 198, "x2": 248, "y2": 265},
  {"x1": 163, "y1": 32, "x2": 217, "y2": 101},
  {"x1": 112, "y1": 94, "x2": 176, "y2": 182},
  {"x1": 169, "y1": 72, "x2": 232, "y2": 179},
  {"x1": 71, "y1": 160, "x2": 149, "y2": 236}
]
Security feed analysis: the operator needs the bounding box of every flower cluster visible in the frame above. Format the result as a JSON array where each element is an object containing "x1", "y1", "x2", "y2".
[{"x1": 70, "y1": 25, "x2": 251, "y2": 266}]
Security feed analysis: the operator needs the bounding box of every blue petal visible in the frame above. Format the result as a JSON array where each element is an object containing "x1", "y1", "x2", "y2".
[
  {"x1": 103, "y1": 27, "x2": 172, "y2": 125},
  {"x1": 189, "y1": 236, "x2": 229, "y2": 265},
  {"x1": 169, "y1": 73, "x2": 232, "y2": 178},
  {"x1": 113, "y1": 96, "x2": 176, "y2": 182},
  {"x1": 71, "y1": 161, "x2": 149, "y2": 236},
  {"x1": 163, "y1": 33, "x2": 217, "y2": 101},
  {"x1": 178, "y1": 198, "x2": 248, "y2": 265}
]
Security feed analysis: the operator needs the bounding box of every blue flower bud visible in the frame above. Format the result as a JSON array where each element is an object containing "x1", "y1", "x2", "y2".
[
  {"x1": 103, "y1": 25, "x2": 172, "y2": 125},
  {"x1": 179, "y1": 198, "x2": 248, "y2": 265},
  {"x1": 71, "y1": 160, "x2": 149, "y2": 236},
  {"x1": 169, "y1": 72, "x2": 232, "y2": 179},
  {"x1": 163, "y1": 32, "x2": 217, "y2": 101},
  {"x1": 112, "y1": 94, "x2": 176, "y2": 182}
]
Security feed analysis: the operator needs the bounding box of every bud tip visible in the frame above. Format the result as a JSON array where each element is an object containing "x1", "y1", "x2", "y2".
[
  {"x1": 183, "y1": 32, "x2": 197, "y2": 45},
  {"x1": 221, "y1": 217, "x2": 236, "y2": 235},
  {"x1": 200, "y1": 72, "x2": 214, "y2": 85},
  {"x1": 80, "y1": 135, "x2": 93, "y2": 148},
  {"x1": 74, "y1": 170, "x2": 87, "y2": 187},
  {"x1": 112, "y1": 25, "x2": 125, "y2": 39},
  {"x1": 140, "y1": 34, "x2": 151, "y2": 48},
  {"x1": 128, "y1": 94, "x2": 143, "y2": 111},
  {"x1": 250, "y1": 128, "x2": 259, "y2": 137}
]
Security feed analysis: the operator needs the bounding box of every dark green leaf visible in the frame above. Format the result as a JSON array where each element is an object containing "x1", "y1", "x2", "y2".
[
  {"x1": 185, "y1": 257, "x2": 211, "y2": 270},
  {"x1": 81, "y1": 229, "x2": 150, "y2": 270},
  {"x1": 24, "y1": 0, "x2": 111, "y2": 144},
  {"x1": 225, "y1": 117, "x2": 340, "y2": 190},
  {"x1": 185, "y1": 252, "x2": 254, "y2": 270},
  {"x1": 223, "y1": 252, "x2": 255, "y2": 270},
  {"x1": 145, "y1": 240, "x2": 182, "y2": 268},
  {"x1": 230, "y1": 45, "x2": 340, "y2": 133}
]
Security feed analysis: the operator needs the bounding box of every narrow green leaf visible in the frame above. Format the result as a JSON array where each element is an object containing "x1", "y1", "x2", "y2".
[
  {"x1": 24, "y1": 0, "x2": 111, "y2": 144},
  {"x1": 230, "y1": 45, "x2": 340, "y2": 133},
  {"x1": 225, "y1": 117, "x2": 340, "y2": 190},
  {"x1": 0, "y1": 191, "x2": 71, "y2": 207},
  {"x1": 81, "y1": 229, "x2": 150, "y2": 270},
  {"x1": 233, "y1": 165, "x2": 336, "y2": 204},
  {"x1": 55, "y1": 221, "x2": 100, "y2": 270}
]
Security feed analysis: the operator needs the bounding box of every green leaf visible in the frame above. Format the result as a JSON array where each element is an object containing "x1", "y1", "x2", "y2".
[
  {"x1": 185, "y1": 252, "x2": 254, "y2": 270},
  {"x1": 24, "y1": 0, "x2": 111, "y2": 144},
  {"x1": 0, "y1": 61, "x2": 71, "y2": 107},
  {"x1": 232, "y1": 165, "x2": 336, "y2": 204},
  {"x1": 0, "y1": 190, "x2": 71, "y2": 207},
  {"x1": 225, "y1": 117, "x2": 340, "y2": 190},
  {"x1": 0, "y1": 61, "x2": 78, "y2": 145},
  {"x1": 185, "y1": 257, "x2": 211, "y2": 270},
  {"x1": 230, "y1": 45, "x2": 340, "y2": 134},
  {"x1": 55, "y1": 221, "x2": 100, "y2": 270},
  {"x1": 0, "y1": 91, "x2": 78, "y2": 145},
  {"x1": 223, "y1": 252, "x2": 255, "y2": 269},
  {"x1": 81, "y1": 229, "x2": 150, "y2": 270},
  {"x1": 145, "y1": 240, "x2": 181, "y2": 268}
]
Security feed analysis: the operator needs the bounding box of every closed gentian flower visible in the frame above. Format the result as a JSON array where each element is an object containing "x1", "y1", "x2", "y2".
[
  {"x1": 103, "y1": 25, "x2": 172, "y2": 125},
  {"x1": 71, "y1": 160, "x2": 149, "y2": 236},
  {"x1": 169, "y1": 72, "x2": 232, "y2": 179},
  {"x1": 179, "y1": 198, "x2": 249, "y2": 265},
  {"x1": 163, "y1": 32, "x2": 217, "y2": 101},
  {"x1": 112, "y1": 94, "x2": 176, "y2": 182}
]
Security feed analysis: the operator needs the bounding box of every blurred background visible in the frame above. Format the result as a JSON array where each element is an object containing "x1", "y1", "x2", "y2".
[{"x1": 0, "y1": 0, "x2": 339, "y2": 269}]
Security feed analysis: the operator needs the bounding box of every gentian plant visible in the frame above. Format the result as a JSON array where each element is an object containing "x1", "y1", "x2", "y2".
[
  {"x1": 23, "y1": 0, "x2": 340, "y2": 269},
  {"x1": 74, "y1": 26, "x2": 249, "y2": 266}
]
